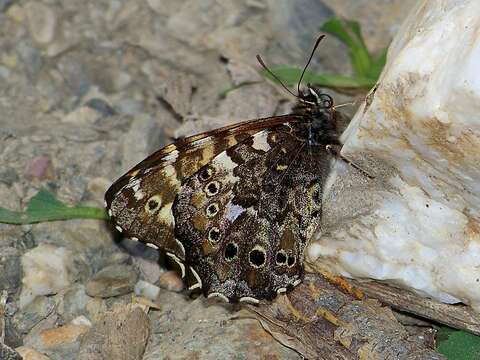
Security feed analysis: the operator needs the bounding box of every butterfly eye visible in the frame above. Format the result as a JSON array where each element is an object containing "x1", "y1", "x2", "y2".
[
  {"x1": 208, "y1": 227, "x2": 221, "y2": 243},
  {"x1": 199, "y1": 166, "x2": 214, "y2": 181},
  {"x1": 206, "y1": 203, "x2": 219, "y2": 218},
  {"x1": 287, "y1": 255, "x2": 296, "y2": 268},
  {"x1": 249, "y1": 246, "x2": 266, "y2": 268},
  {"x1": 145, "y1": 195, "x2": 162, "y2": 214},
  {"x1": 275, "y1": 250, "x2": 287, "y2": 266},
  {"x1": 224, "y1": 242, "x2": 238, "y2": 261},
  {"x1": 204, "y1": 181, "x2": 220, "y2": 196}
]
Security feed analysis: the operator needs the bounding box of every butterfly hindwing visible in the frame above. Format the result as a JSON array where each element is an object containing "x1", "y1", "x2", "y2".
[{"x1": 173, "y1": 126, "x2": 331, "y2": 302}]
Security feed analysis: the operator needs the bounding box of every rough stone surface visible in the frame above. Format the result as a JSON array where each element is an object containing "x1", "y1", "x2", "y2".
[
  {"x1": 78, "y1": 305, "x2": 150, "y2": 360},
  {"x1": 144, "y1": 291, "x2": 301, "y2": 359}
]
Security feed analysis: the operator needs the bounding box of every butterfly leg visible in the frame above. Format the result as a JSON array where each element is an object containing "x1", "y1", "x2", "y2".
[{"x1": 325, "y1": 144, "x2": 374, "y2": 179}]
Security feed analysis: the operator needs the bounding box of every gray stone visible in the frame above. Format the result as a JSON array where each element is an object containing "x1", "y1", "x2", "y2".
[
  {"x1": 86, "y1": 264, "x2": 139, "y2": 298},
  {"x1": 0, "y1": 167, "x2": 19, "y2": 186},
  {"x1": 0, "y1": 343, "x2": 22, "y2": 360},
  {"x1": 84, "y1": 98, "x2": 116, "y2": 117},
  {"x1": 134, "y1": 280, "x2": 160, "y2": 301},
  {"x1": 58, "y1": 285, "x2": 90, "y2": 324},
  {"x1": 16, "y1": 41, "x2": 44, "y2": 80},
  {"x1": 56, "y1": 55, "x2": 91, "y2": 98},
  {"x1": 0, "y1": 0, "x2": 15, "y2": 12},
  {"x1": 13, "y1": 295, "x2": 57, "y2": 334},
  {"x1": 0, "y1": 247, "x2": 22, "y2": 293}
]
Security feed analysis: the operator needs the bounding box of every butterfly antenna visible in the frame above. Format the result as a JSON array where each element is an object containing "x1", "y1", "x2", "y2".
[
  {"x1": 332, "y1": 100, "x2": 358, "y2": 110},
  {"x1": 256, "y1": 54, "x2": 298, "y2": 98},
  {"x1": 297, "y1": 35, "x2": 326, "y2": 95}
]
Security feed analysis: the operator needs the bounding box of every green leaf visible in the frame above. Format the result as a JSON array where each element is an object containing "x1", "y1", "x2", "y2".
[
  {"x1": 218, "y1": 81, "x2": 260, "y2": 99},
  {"x1": 437, "y1": 327, "x2": 480, "y2": 360},
  {"x1": 321, "y1": 18, "x2": 357, "y2": 49},
  {"x1": 321, "y1": 18, "x2": 373, "y2": 77},
  {"x1": 0, "y1": 188, "x2": 108, "y2": 224},
  {"x1": 367, "y1": 47, "x2": 388, "y2": 80},
  {"x1": 258, "y1": 17, "x2": 387, "y2": 91},
  {"x1": 261, "y1": 67, "x2": 375, "y2": 90}
]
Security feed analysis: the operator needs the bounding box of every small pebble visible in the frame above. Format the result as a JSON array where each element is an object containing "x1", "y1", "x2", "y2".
[
  {"x1": 107, "y1": 252, "x2": 131, "y2": 266},
  {"x1": 85, "y1": 98, "x2": 116, "y2": 117},
  {"x1": 24, "y1": 2, "x2": 57, "y2": 45},
  {"x1": 86, "y1": 264, "x2": 138, "y2": 298},
  {"x1": 6, "y1": 4, "x2": 24, "y2": 22},
  {"x1": 134, "y1": 280, "x2": 161, "y2": 301},
  {"x1": 158, "y1": 270, "x2": 184, "y2": 292},
  {"x1": 62, "y1": 106, "x2": 100, "y2": 125},
  {"x1": 15, "y1": 346, "x2": 50, "y2": 360},
  {"x1": 1, "y1": 53, "x2": 17, "y2": 68},
  {"x1": 71, "y1": 315, "x2": 92, "y2": 327},
  {"x1": 25, "y1": 156, "x2": 53, "y2": 180}
]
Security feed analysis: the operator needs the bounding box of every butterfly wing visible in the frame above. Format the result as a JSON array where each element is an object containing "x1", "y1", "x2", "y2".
[
  {"x1": 173, "y1": 126, "x2": 331, "y2": 303},
  {"x1": 104, "y1": 115, "x2": 303, "y2": 262}
]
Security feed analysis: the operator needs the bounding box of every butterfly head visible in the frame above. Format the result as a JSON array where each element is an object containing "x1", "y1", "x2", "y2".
[
  {"x1": 291, "y1": 85, "x2": 339, "y2": 146},
  {"x1": 298, "y1": 85, "x2": 333, "y2": 109},
  {"x1": 293, "y1": 85, "x2": 334, "y2": 118}
]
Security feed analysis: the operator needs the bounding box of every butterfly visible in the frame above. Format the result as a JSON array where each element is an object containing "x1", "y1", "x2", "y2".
[{"x1": 105, "y1": 36, "x2": 352, "y2": 304}]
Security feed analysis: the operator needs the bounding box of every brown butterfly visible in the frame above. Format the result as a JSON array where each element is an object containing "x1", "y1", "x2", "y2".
[{"x1": 105, "y1": 36, "x2": 350, "y2": 304}]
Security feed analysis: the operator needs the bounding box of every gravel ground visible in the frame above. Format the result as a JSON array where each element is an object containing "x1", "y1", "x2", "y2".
[{"x1": 0, "y1": 1, "x2": 415, "y2": 359}]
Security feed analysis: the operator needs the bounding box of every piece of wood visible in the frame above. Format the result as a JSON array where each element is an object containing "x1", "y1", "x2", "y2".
[
  {"x1": 247, "y1": 274, "x2": 446, "y2": 359},
  {"x1": 349, "y1": 279, "x2": 480, "y2": 335}
]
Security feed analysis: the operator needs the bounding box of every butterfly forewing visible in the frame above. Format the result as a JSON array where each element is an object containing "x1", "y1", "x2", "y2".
[{"x1": 105, "y1": 115, "x2": 304, "y2": 259}]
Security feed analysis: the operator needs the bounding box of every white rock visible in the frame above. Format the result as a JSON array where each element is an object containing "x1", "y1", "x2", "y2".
[
  {"x1": 309, "y1": 0, "x2": 480, "y2": 310},
  {"x1": 20, "y1": 244, "x2": 73, "y2": 308},
  {"x1": 71, "y1": 315, "x2": 92, "y2": 327},
  {"x1": 62, "y1": 106, "x2": 101, "y2": 125}
]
